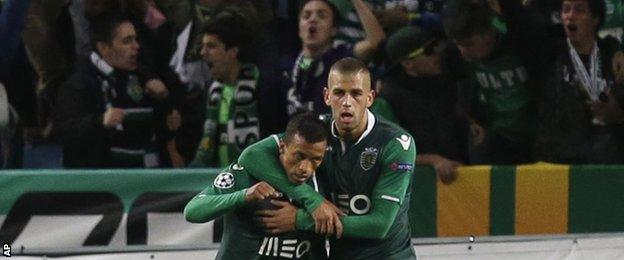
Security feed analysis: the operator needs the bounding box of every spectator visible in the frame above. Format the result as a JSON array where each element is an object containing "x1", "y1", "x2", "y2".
[
  {"x1": 331, "y1": 0, "x2": 443, "y2": 46},
  {"x1": 285, "y1": 0, "x2": 384, "y2": 117},
  {"x1": 443, "y1": 0, "x2": 548, "y2": 164},
  {"x1": 169, "y1": 0, "x2": 283, "y2": 165},
  {"x1": 380, "y1": 25, "x2": 467, "y2": 184},
  {"x1": 55, "y1": 12, "x2": 170, "y2": 168},
  {"x1": 188, "y1": 15, "x2": 266, "y2": 168},
  {"x1": 83, "y1": 0, "x2": 187, "y2": 167},
  {"x1": 526, "y1": 0, "x2": 624, "y2": 40},
  {"x1": 535, "y1": 0, "x2": 624, "y2": 163}
]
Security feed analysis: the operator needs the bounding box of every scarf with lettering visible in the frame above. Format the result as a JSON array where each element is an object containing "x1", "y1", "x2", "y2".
[{"x1": 191, "y1": 63, "x2": 261, "y2": 167}]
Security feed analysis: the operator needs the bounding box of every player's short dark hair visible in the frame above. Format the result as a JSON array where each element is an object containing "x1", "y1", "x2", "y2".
[
  {"x1": 329, "y1": 57, "x2": 371, "y2": 89},
  {"x1": 330, "y1": 57, "x2": 369, "y2": 75},
  {"x1": 443, "y1": 0, "x2": 495, "y2": 41},
  {"x1": 298, "y1": 0, "x2": 340, "y2": 27},
  {"x1": 562, "y1": 0, "x2": 606, "y2": 30},
  {"x1": 89, "y1": 11, "x2": 133, "y2": 48},
  {"x1": 284, "y1": 113, "x2": 327, "y2": 144}
]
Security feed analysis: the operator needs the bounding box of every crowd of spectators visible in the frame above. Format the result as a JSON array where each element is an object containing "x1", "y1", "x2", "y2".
[{"x1": 1, "y1": 0, "x2": 624, "y2": 183}]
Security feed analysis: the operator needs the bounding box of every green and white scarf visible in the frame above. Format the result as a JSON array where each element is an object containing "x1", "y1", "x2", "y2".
[
  {"x1": 190, "y1": 63, "x2": 261, "y2": 167},
  {"x1": 567, "y1": 39, "x2": 604, "y2": 101}
]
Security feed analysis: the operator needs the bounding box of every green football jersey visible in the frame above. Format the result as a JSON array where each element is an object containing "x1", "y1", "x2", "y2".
[
  {"x1": 318, "y1": 112, "x2": 417, "y2": 260},
  {"x1": 238, "y1": 113, "x2": 417, "y2": 259},
  {"x1": 185, "y1": 162, "x2": 327, "y2": 260},
  {"x1": 470, "y1": 48, "x2": 536, "y2": 142},
  {"x1": 238, "y1": 136, "x2": 327, "y2": 213}
]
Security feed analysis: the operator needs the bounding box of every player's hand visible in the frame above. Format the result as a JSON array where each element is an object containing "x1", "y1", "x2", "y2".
[
  {"x1": 103, "y1": 107, "x2": 125, "y2": 128},
  {"x1": 145, "y1": 79, "x2": 169, "y2": 100},
  {"x1": 432, "y1": 155, "x2": 461, "y2": 185},
  {"x1": 255, "y1": 200, "x2": 297, "y2": 234},
  {"x1": 245, "y1": 182, "x2": 280, "y2": 203},
  {"x1": 311, "y1": 200, "x2": 345, "y2": 238}
]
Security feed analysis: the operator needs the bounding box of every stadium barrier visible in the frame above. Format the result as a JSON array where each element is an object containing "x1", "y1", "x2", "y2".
[
  {"x1": 0, "y1": 163, "x2": 623, "y2": 254},
  {"x1": 410, "y1": 163, "x2": 624, "y2": 237}
]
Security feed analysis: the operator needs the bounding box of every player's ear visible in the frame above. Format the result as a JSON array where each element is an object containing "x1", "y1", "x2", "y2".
[
  {"x1": 366, "y1": 83, "x2": 374, "y2": 108},
  {"x1": 366, "y1": 90, "x2": 374, "y2": 108},
  {"x1": 323, "y1": 87, "x2": 330, "y2": 105}
]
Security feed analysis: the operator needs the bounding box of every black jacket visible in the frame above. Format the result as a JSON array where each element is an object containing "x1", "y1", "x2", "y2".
[
  {"x1": 55, "y1": 56, "x2": 168, "y2": 168},
  {"x1": 534, "y1": 37, "x2": 624, "y2": 164}
]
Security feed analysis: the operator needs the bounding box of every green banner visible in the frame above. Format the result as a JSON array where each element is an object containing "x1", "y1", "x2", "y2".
[
  {"x1": 0, "y1": 169, "x2": 218, "y2": 214},
  {"x1": 1, "y1": 164, "x2": 624, "y2": 250}
]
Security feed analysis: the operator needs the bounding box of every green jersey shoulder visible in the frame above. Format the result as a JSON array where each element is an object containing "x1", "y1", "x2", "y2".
[{"x1": 210, "y1": 163, "x2": 253, "y2": 194}]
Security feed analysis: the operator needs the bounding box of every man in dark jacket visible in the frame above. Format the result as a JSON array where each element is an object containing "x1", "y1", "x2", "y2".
[
  {"x1": 535, "y1": 0, "x2": 624, "y2": 163},
  {"x1": 381, "y1": 26, "x2": 467, "y2": 184},
  {"x1": 55, "y1": 12, "x2": 168, "y2": 168}
]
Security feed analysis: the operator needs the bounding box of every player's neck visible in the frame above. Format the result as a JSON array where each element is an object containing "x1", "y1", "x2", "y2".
[{"x1": 338, "y1": 117, "x2": 368, "y2": 142}]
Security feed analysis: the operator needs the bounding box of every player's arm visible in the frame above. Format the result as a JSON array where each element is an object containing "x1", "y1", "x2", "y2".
[
  {"x1": 184, "y1": 183, "x2": 246, "y2": 223},
  {"x1": 296, "y1": 134, "x2": 416, "y2": 239},
  {"x1": 238, "y1": 136, "x2": 325, "y2": 213},
  {"x1": 352, "y1": 0, "x2": 385, "y2": 61},
  {"x1": 184, "y1": 169, "x2": 280, "y2": 223}
]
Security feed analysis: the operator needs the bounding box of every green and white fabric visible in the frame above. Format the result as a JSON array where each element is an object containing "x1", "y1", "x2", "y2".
[{"x1": 190, "y1": 64, "x2": 261, "y2": 168}]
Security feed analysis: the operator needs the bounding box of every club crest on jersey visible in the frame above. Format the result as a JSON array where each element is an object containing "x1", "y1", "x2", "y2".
[
  {"x1": 214, "y1": 172, "x2": 235, "y2": 189},
  {"x1": 360, "y1": 147, "x2": 378, "y2": 171},
  {"x1": 126, "y1": 75, "x2": 143, "y2": 102}
]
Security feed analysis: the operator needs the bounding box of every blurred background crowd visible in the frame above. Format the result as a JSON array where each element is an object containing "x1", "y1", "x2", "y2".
[{"x1": 0, "y1": 0, "x2": 623, "y2": 184}]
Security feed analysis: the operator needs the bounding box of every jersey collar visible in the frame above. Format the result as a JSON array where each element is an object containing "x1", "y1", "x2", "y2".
[{"x1": 271, "y1": 134, "x2": 280, "y2": 145}]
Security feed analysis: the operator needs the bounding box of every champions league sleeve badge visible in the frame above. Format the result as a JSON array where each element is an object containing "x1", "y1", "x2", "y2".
[
  {"x1": 214, "y1": 172, "x2": 235, "y2": 189},
  {"x1": 360, "y1": 147, "x2": 378, "y2": 171}
]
